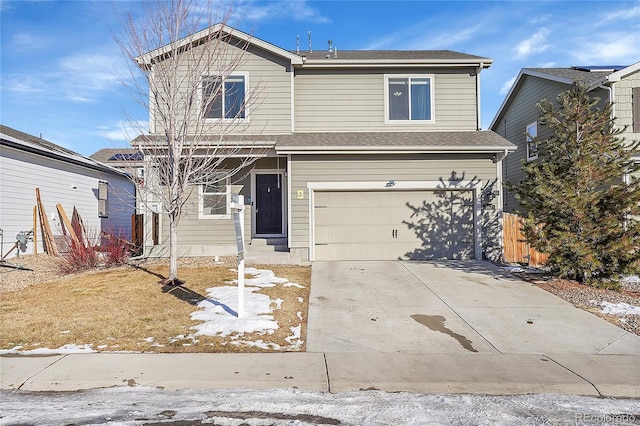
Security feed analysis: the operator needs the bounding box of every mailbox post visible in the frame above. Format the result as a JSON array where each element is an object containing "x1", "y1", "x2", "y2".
[{"x1": 230, "y1": 194, "x2": 245, "y2": 318}]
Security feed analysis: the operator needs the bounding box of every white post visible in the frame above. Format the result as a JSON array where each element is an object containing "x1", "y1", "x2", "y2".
[{"x1": 231, "y1": 194, "x2": 246, "y2": 318}]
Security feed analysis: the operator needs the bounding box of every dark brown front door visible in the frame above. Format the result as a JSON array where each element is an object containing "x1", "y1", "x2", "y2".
[{"x1": 255, "y1": 174, "x2": 283, "y2": 235}]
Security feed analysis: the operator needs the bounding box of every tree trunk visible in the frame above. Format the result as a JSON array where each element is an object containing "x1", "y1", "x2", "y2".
[{"x1": 169, "y1": 213, "x2": 178, "y2": 281}]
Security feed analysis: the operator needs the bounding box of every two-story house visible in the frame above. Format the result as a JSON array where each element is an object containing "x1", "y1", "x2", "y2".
[
  {"x1": 133, "y1": 24, "x2": 515, "y2": 262},
  {"x1": 490, "y1": 62, "x2": 640, "y2": 213}
]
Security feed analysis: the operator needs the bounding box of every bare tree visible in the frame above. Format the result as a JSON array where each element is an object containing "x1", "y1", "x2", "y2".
[{"x1": 115, "y1": 0, "x2": 265, "y2": 284}]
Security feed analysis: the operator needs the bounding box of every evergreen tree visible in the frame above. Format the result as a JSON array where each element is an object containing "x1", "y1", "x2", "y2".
[{"x1": 509, "y1": 83, "x2": 640, "y2": 288}]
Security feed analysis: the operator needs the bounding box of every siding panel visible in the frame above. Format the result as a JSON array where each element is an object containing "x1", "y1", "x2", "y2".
[
  {"x1": 294, "y1": 69, "x2": 478, "y2": 132},
  {"x1": 0, "y1": 146, "x2": 134, "y2": 257}
]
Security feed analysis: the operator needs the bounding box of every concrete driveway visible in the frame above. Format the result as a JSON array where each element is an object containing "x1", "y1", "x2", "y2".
[{"x1": 307, "y1": 261, "x2": 640, "y2": 355}]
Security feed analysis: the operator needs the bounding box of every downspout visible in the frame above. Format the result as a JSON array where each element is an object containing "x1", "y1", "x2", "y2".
[
  {"x1": 290, "y1": 63, "x2": 295, "y2": 133},
  {"x1": 476, "y1": 62, "x2": 484, "y2": 130},
  {"x1": 598, "y1": 81, "x2": 614, "y2": 120}
]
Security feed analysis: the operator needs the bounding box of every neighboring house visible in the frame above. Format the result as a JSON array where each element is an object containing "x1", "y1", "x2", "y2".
[
  {"x1": 0, "y1": 126, "x2": 136, "y2": 258},
  {"x1": 89, "y1": 148, "x2": 145, "y2": 184},
  {"x1": 490, "y1": 62, "x2": 640, "y2": 213},
  {"x1": 134, "y1": 24, "x2": 515, "y2": 262}
]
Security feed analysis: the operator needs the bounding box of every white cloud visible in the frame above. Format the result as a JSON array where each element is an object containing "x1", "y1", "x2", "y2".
[
  {"x1": 499, "y1": 76, "x2": 517, "y2": 95},
  {"x1": 3, "y1": 48, "x2": 126, "y2": 103},
  {"x1": 59, "y1": 53, "x2": 123, "y2": 92},
  {"x1": 97, "y1": 121, "x2": 148, "y2": 143},
  {"x1": 600, "y1": 5, "x2": 640, "y2": 24},
  {"x1": 413, "y1": 26, "x2": 481, "y2": 50},
  {"x1": 9, "y1": 32, "x2": 54, "y2": 50},
  {"x1": 232, "y1": 1, "x2": 329, "y2": 24},
  {"x1": 514, "y1": 28, "x2": 550, "y2": 59},
  {"x1": 570, "y1": 32, "x2": 640, "y2": 64}
]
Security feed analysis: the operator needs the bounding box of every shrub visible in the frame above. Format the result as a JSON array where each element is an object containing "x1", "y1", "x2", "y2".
[{"x1": 57, "y1": 240, "x2": 99, "y2": 274}]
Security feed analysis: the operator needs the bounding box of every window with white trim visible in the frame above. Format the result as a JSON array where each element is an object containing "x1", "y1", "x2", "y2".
[
  {"x1": 385, "y1": 75, "x2": 434, "y2": 122},
  {"x1": 202, "y1": 74, "x2": 246, "y2": 119},
  {"x1": 199, "y1": 173, "x2": 230, "y2": 219},
  {"x1": 526, "y1": 121, "x2": 538, "y2": 161}
]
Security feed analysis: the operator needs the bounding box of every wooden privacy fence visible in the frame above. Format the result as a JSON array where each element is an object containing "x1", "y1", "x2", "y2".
[
  {"x1": 131, "y1": 212, "x2": 159, "y2": 255},
  {"x1": 503, "y1": 213, "x2": 549, "y2": 266}
]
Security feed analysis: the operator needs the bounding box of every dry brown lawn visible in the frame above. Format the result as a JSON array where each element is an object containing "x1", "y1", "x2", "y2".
[{"x1": 0, "y1": 257, "x2": 310, "y2": 353}]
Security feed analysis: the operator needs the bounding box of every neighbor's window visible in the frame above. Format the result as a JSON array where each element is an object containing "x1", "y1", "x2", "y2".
[
  {"x1": 526, "y1": 122, "x2": 538, "y2": 161},
  {"x1": 199, "y1": 173, "x2": 230, "y2": 218},
  {"x1": 202, "y1": 74, "x2": 246, "y2": 119},
  {"x1": 98, "y1": 181, "x2": 108, "y2": 218},
  {"x1": 386, "y1": 75, "x2": 434, "y2": 122}
]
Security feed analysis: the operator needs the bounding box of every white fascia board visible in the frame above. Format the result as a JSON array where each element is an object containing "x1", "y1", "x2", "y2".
[
  {"x1": 297, "y1": 59, "x2": 493, "y2": 69},
  {"x1": 276, "y1": 146, "x2": 516, "y2": 155},
  {"x1": 606, "y1": 61, "x2": 640, "y2": 83},
  {"x1": 136, "y1": 23, "x2": 302, "y2": 66}
]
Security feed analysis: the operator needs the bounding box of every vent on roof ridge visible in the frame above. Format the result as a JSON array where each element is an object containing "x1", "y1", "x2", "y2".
[{"x1": 571, "y1": 65, "x2": 627, "y2": 72}]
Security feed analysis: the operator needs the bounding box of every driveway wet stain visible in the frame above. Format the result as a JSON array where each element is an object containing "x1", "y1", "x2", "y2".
[{"x1": 411, "y1": 314, "x2": 478, "y2": 352}]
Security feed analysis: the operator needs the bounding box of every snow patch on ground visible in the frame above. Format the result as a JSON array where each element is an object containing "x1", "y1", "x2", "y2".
[
  {"x1": 2, "y1": 387, "x2": 639, "y2": 426},
  {"x1": 592, "y1": 300, "x2": 640, "y2": 316},
  {"x1": 0, "y1": 344, "x2": 97, "y2": 355},
  {"x1": 190, "y1": 267, "x2": 304, "y2": 350},
  {"x1": 503, "y1": 265, "x2": 546, "y2": 274}
]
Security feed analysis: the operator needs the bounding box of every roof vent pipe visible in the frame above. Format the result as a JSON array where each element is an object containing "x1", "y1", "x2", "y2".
[{"x1": 308, "y1": 31, "x2": 312, "y2": 53}]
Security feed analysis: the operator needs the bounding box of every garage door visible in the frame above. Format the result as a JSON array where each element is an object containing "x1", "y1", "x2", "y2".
[{"x1": 313, "y1": 190, "x2": 476, "y2": 261}]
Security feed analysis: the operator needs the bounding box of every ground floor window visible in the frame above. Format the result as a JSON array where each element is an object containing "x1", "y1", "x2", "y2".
[{"x1": 199, "y1": 173, "x2": 230, "y2": 219}]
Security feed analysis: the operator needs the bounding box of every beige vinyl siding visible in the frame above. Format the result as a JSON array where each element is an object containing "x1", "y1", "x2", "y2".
[
  {"x1": 613, "y1": 69, "x2": 640, "y2": 143},
  {"x1": 151, "y1": 41, "x2": 293, "y2": 135},
  {"x1": 495, "y1": 74, "x2": 608, "y2": 213},
  {"x1": 294, "y1": 68, "x2": 478, "y2": 132},
  {"x1": 289, "y1": 154, "x2": 499, "y2": 260},
  {"x1": 153, "y1": 157, "x2": 282, "y2": 250}
]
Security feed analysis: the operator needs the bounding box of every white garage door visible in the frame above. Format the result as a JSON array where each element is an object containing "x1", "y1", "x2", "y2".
[{"x1": 313, "y1": 190, "x2": 476, "y2": 261}]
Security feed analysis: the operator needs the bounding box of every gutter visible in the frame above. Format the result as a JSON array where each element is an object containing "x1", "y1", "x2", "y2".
[
  {"x1": 296, "y1": 60, "x2": 493, "y2": 69},
  {"x1": 276, "y1": 145, "x2": 516, "y2": 155},
  {"x1": 0, "y1": 137, "x2": 128, "y2": 178}
]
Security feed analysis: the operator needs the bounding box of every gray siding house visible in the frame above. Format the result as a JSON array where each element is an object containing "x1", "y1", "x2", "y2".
[
  {"x1": 490, "y1": 62, "x2": 640, "y2": 213},
  {"x1": 135, "y1": 24, "x2": 515, "y2": 262},
  {"x1": 0, "y1": 126, "x2": 136, "y2": 258}
]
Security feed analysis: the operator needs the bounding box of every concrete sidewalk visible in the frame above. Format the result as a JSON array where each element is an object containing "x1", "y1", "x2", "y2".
[
  {"x1": 1, "y1": 352, "x2": 639, "y2": 397},
  {"x1": 2, "y1": 260, "x2": 638, "y2": 398}
]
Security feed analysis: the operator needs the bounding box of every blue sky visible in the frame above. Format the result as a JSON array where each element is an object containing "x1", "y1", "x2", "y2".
[{"x1": 1, "y1": 0, "x2": 639, "y2": 156}]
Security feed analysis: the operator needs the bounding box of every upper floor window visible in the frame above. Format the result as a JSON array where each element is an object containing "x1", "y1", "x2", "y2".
[
  {"x1": 526, "y1": 121, "x2": 538, "y2": 161},
  {"x1": 202, "y1": 74, "x2": 246, "y2": 119},
  {"x1": 199, "y1": 173, "x2": 230, "y2": 219},
  {"x1": 385, "y1": 75, "x2": 434, "y2": 123}
]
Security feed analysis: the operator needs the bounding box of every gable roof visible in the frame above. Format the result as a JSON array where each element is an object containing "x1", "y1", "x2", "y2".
[
  {"x1": 0, "y1": 125, "x2": 128, "y2": 177},
  {"x1": 136, "y1": 23, "x2": 304, "y2": 67},
  {"x1": 490, "y1": 61, "x2": 640, "y2": 129},
  {"x1": 137, "y1": 23, "x2": 492, "y2": 70}
]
